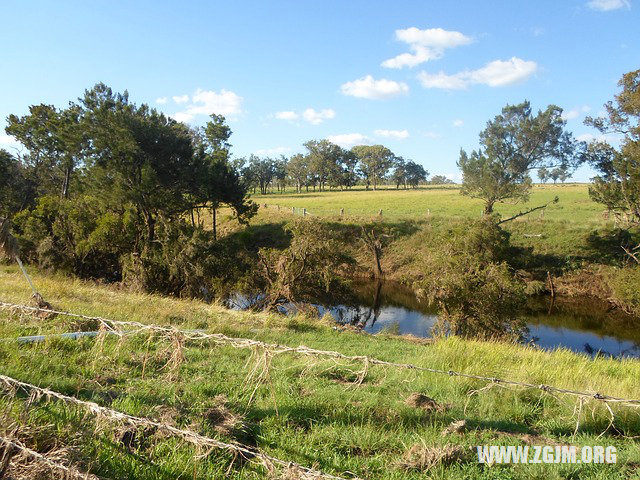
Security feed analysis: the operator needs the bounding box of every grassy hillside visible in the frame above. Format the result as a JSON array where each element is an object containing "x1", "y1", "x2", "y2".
[{"x1": 1, "y1": 265, "x2": 639, "y2": 479}]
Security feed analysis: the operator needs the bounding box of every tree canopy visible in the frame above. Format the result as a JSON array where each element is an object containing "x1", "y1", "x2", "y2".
[
  {"x1": 458, "y1": 101, "x2": 578, "y2": 214},
  {"x1": 585, "y1": 69, "x2": 640, "y2": 226}
]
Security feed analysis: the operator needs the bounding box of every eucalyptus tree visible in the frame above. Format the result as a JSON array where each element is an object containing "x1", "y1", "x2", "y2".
[
  {"x1": 287, "y1": 154, "x2": 310, "y2": 192},
  {"x1": 458, "y1": 101, "x2": 578, "y2": 215},
  {"x1": 352, "y1": 144, "x2": 395, "y2": 190},
  {"x1": 6, "y1": 103, "x2": 84, "y2": 199},
  {"x1": 405, "y1": 160, "x2": 428, "y2": 188},
  {"x1": 304, "y1": 139, "x2": 343, "y2": 191}
]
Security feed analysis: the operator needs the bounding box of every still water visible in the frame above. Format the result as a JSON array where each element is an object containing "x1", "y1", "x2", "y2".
[{"x1": 228, "y1": 280, "x2": 640, "y2": 359}]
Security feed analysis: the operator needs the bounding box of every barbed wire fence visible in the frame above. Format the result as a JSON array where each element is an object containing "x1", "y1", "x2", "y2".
[
  {"x1": 0, "y1": 436, "x2": 101, "y2": 480},
  {"x1": 2, "y1": 302, "x2": 639, "y2": 410},
  {"x1": 0, "y1": 373, "x2": 352, "y2": 480}
]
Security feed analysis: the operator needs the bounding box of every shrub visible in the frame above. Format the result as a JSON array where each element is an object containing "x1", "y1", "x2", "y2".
[{"x1": 417, "y1": 219, "x2": 527, "y2": 341}]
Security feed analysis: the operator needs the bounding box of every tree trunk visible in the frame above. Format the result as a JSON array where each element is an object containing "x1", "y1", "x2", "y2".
[
  {"x1": 145, "y1": 211, "x2": 155, "y2": 245},
  {"x1": 484, "y1": 202, "x2": 494, "y2": 215},
  {"x1": 212, "y1": 207, "x2": 217, "y2": 241},
  {"x1": 61, "y1": 165, "x2": 71, "y2": 199}
]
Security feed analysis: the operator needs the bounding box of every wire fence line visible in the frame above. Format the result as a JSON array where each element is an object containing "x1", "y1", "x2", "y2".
[
  {"x1": 0, "y1": 436, "x2": 101, "y2": 480},
  {"x1": 0, "y1": 374, "x2": 351, "y2": 480},
  {"x1": 2, "y1": 301, "x2": 640, "y2": 409}
]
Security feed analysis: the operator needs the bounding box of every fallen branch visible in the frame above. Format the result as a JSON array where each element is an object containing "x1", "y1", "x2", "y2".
[{"x1": 497, "y1": 196, "x2": 559, "y2": 225}]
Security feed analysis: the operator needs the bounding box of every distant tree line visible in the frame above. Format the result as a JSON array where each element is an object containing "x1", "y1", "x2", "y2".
[{"x1": 237, "y1": 141, "x2": 431, "y2": 194}]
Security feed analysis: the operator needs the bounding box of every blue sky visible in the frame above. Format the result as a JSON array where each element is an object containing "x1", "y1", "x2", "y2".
[{"x1": 1, "y1": 0, "x2": 639, "y2": 181}]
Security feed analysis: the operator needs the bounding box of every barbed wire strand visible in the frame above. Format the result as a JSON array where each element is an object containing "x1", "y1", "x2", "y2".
[
  {"x1": 0, "y1": 374, "x2": 351, "y2": 480},
  {"x1": 0, "y1": 435, "x2": 101, "y2": 480},
  {"x1": 1, "y1": 301, "x2": 639, "y2": 408}
]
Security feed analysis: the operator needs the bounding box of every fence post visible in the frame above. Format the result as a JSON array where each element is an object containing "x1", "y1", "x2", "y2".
[
  {"x1": 303, "y1": 208, "x2": 307, "y2": 216},
  {"x1": 378, "y1": 209, "x2": 383, "y2": 217},
  {"x1": 292, "y1": 207, "x2": 295, "y2": 214},
  {"x1": 340, "y1": 208, "x2": 344, "y2": 216}
]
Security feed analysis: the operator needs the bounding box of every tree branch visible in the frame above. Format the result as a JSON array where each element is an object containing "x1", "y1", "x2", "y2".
[{"x1": 497, "y1": 196, "x2": 559, "y2": 225}]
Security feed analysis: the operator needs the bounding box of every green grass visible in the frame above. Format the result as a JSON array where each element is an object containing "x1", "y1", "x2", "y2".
[
  {"x1": 250, "y1": 184, "x2": 605, "y2": 224},
  {"x1": 1, "y1": 265, "x2": 639, "y2": 479}
]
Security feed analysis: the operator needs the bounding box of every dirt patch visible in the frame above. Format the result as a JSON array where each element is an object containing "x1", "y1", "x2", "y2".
[
  {"x1": 202, "y1": 395, "x2": 244, "y2": 436},
  {"x1": 397, "y1": 444, "x2": 466, "y2": 471},
  {"x1": 405, "y1": 393, "x2": 446, "y2": 412}
]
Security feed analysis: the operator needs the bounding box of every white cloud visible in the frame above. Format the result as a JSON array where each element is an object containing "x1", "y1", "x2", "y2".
[
  {"x1": 374, "y1": 129, "x2": 409, "y2": 139},
  {"x1": 382, "y1": 27, "x2": 473, "y2": 69},
  {"x1": 562, "y1": 105, "x2": 591, "y2": 120},
  {"x1": 341, "y1": 75, "x2": 409, "y2": 99},
  {"x1": 452, "y1": 119, "x2": 464, "y2": 127},
  {"x1": 326, "y1": 133, "x2": 372, "y2": 148},
  {"x1": 274, "y1": 111, "x2": 299, "y2": 120},
  {"x1": 302, "y1": 108, "x2": 336, "y2": 125},
  {"x1": 445, "y1": 172, "x2": 462, "y2": 182},
  {"x1": 576, "y1": 133, "x2": 620, "y2": 144},
  {"x1": 587, "y1": 0, "x2": 630, "y2": 11},
  {"x1": 156, "y1": 97, "x2": 168, "y2": 105},
  {"x1": 418, "y1": 57, "x2": 538, "y2": 90},
  {"x1": 254, "y1": 146, "x2": 292, "y2": 155},
  {"x1": 172, "y1": 94, "x2": 189, "y2": 104},
  {"x1": 532, "y1": 27, "x2": 545, "y2": 37},
  {"x1": 423, "y1": 131, "x2": 441, "y2": 139},
  {"x1": 171, "y1": 88, "x2": 243, "y2": 123},
  {"x1": 0, "y1": 134, "x2": 19, "y2": 146}
]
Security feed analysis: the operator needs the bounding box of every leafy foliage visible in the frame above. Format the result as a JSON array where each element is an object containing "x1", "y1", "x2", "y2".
[
  {"x1": 417, "y1": 219, "x2": 526, "y2": 340},
  {"x1": 255, "y1": 219, "x2": 352, "y2": 310},
  {"x1": 459, "y1": 101, "x2": 578, "y2": 214},
  {"x1": 585, "y1": 69, "x2": 640, "y2": 226}
]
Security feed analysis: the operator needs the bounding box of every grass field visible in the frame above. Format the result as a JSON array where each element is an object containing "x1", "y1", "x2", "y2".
[
  {"x1": 250, "y1": 184, "x2": 605, "y2": 224},
  {"x1": 1, "y1": 265, "x2": 640, "y2": 479}
]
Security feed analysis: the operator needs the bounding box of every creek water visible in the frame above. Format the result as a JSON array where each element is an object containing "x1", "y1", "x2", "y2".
[{"x1": 227, "y1": 280, "x2": 640, "y2": 359}]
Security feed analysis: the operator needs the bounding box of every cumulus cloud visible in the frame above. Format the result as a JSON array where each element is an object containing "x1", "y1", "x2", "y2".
[
  {"x1": 587, "y1": 0, "x2": 630, "y2": 11},
  {"x1": 254, "y1": 146, "x2": 292, "y2": 155},
  {"x1": 274, "y1": 111, "x2": 299, "y2": 120},
  {"x1": 302, "y1": 108, "x2": 336, "y2": 125},
  {"x1": 418, "y1": 57, "x2": 538, "y2": 90},
  {"x1": 341, "y1": 75, "x2": 409, "y2": 99},
  {"x1": 374, "y1": 129, "x2": 409, "y2": 139},
  {"x1": 0, "y1": 134, "x2": 20, "y2": 150},
  {"x1": 562, "y1": 105, "x2": 591, "y2": 120},
  {"x1": 156, "y1": 97, "x2": 168, "y2": 105},
  {"x1": 382, "y1": 27, "x2": 473, "y2": 69},
  {"x1": 273, "y1": 108, "x2": 335, "y2": 124},
  {"x1": 172, "y1": 94, "x2": 189, "y2": 104},
  {"x1": 326, "y1": 133, "x2": 372, "y2": 148},
  {"x1": 170, "y1": 88, "x2": 243, "y2": 123},
  {"x1": 452, "y1": 119, "x2": 464, "y2": 127}
]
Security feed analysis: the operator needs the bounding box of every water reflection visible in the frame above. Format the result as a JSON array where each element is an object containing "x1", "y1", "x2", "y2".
[{"x1": 226, "y1": 280, "x2": 640, "y2": 359}]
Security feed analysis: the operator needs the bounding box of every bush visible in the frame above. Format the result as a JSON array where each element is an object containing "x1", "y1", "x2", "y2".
[
  {"x1": 254, "y1": 219, "x2": 353, "y2": 310},
  {"x1": 417, "y1": 219, "x2": 527, "y2": 341}
]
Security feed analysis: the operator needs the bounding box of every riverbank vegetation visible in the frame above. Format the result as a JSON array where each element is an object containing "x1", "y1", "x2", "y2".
[{"x1": 1, "y1": 265, "x2": 640, "y2": 479}]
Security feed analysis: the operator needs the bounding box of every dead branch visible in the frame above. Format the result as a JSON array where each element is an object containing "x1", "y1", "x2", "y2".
[{"x1": 497, "y1": 196, "x2": 559, "y2": 225}]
